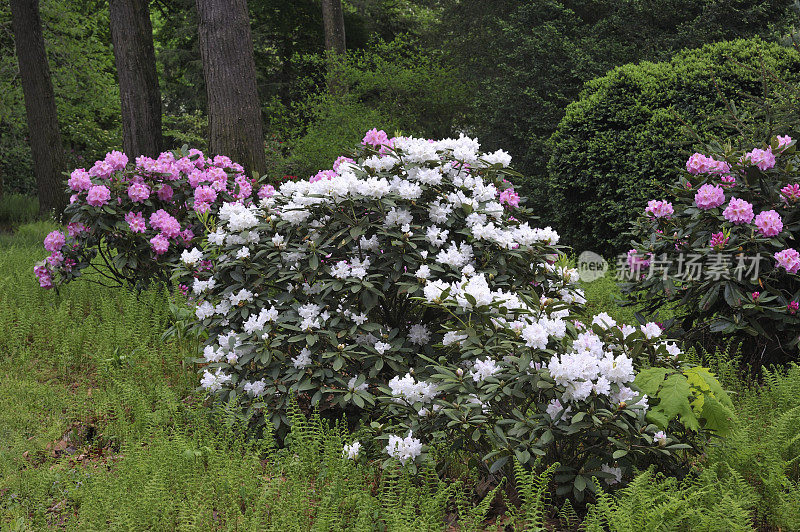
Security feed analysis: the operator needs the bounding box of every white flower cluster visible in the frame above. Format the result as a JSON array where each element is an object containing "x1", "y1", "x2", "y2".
[
  {"x1": 388, "y1": 373, "x2": 438, "y2": 404},
  {"x1": 385, "y1": 431, "x2": 423, "y2": 464},
  {"x1": 547, "y1": 329, "x2": 646, "y2": 405}
]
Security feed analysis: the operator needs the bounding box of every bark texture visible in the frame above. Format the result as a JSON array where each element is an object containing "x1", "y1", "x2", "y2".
[
  {"x1": 109, "y1": 0, "x2": 163, "y2": 158},
  {"x1": 321, "y1": 0, "x2": 346, "y2": 55},
  {"x1": 196, "y1": 0, "x2": 265, "y2": 175},
  {"x1": 10, "y1": 0, "x2": 67, "y2": 215},
  {"x1": 321, "y1": 0, "x2": 346, "y2": 93}
]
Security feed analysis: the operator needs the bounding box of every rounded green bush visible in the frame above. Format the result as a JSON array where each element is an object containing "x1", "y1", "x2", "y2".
[{"x1": 546, "y1": 38, "x2": 800, "y2": 255}]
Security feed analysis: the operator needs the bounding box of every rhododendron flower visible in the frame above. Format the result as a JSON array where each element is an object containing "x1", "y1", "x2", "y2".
[
  {"x1": 127, "y1": 182, "x2": 150, "y2": 203},
  {"x1": 498, "y1": 188, "x2": 520, "y2": 208},
  {"x1": 125, "y1": 211, "x2": 146, "y2": 233},
  {"x1": 68, "y1": 169, "x2": 92, "y2": 191},
  {"x1": 343, "y1": 441, "x2": 361, "y2": 460},
  {"x1": 362, "y1": 128, "x2": 390, "y2": 147},
  {"x1": 310, "y1": 169, "x2": 337, "y2": 183},
  {"x1": 781, "y1": 183, "x2": 800, "y2": 201},
  {"x1": 754, "y1": 210, "x2": 783, "y2": 237},
  {"x1": 104, "y1": 150, "x2": 128, "y2": 170},
  {"x1": 89, "y1": 160, "x2": 114, "y2": 179},
  {"x1": 43, "y1": 230, "x2": 65, "y2": 252},
  {"x1": 685, "y1": 153, "x2": 728, "y2": 175},
  {"x1": 333, "y1": 156, "x2": 355, "y2": 172},
  {"x1": 86, "y1": 185, "x2": 111, "y2": 206},
  {"x1": 234, "y1": 175, "x2": 252, "y2": 199},
  {"x1": 179, "y1": 229, "x2": 194, "y2": 245},
  {"x1": 644, "y1": 200, "x2": 673, "y2": 218},
  {"x1": 257, "y1": 184, "x2": 275, "y2": 199},
  {"x1": 653, "y1": 431, "x2": 667, "y2": 445},
  {"x1": 775, "y1": 248, "x2": 800, "y2": 274},
  {"x1": 720, "y1": 174, "x2": 736, "y2": 187},
  {"x1": 722, "y1": 197, "x2": 754, "y2": 225},
  {"x1": 150, "y1": 234, "x2": 169, "y2": 255},
  {"x1": 752, "y1": 291, "x2": 760, "y2": 301},
  {"x1": 686, "y1": 153, "x2": 712, "y2": 174},
  {"x1": 627, "y1": 249, "x2": 650, "y2": 270},
  {"x1": 206, "y1": 167, "x2": 228, "y2": 191},
  {"x1": 149, "y1": 209, "x2": 181, "y2": 238},
  {"x1": 34, "y1": 264, "x2": 52, "y2": 289},
  {"x1": 709, "y1": 231, "x2": 728, "y2": 250},
  {"x1": 187, "y1": 170, "x2": 206, "y2": 188},
  {"x1": 385, "y1": 431, "x2": 422, "y2": 464},
  {"x1": 744, "y1": 147, "x2": 776, "y2": 171},
  {"x1": 157, "y1": 184, "x2": 174, "y2": 202},
  {"x1": 777, "y1": 135, "x2": 793, "y2": 151},
  {"x1": 46, "y1": 251, "x2": 63, "y2": 267},
  {"x1": 67, "y1": 222, "x2": 87, "y2": 237},
  {"x1": 694, "y1": 184, "x2": 725, "y2": 210},
  {"x1": 788, "y1": 301, "x2": 799, "y2": 315}
]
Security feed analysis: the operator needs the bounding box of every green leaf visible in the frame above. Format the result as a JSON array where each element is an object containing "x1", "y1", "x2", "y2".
[
  {"x1": 656, "y1": 373, "x2": 699, "y2": 431},
  {"x1": 634, "y1": 367, "x2": 670, "y2": 396}
]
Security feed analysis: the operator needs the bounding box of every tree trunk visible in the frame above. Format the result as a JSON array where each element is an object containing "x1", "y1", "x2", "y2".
[
  {"x1": 196, "y1": 0, "x2": 265, "y2": 176},
  {"x1": 321, "y1": 0, "x2": 346, "y2": 93},
  {"x1": 109, "y1": 0, "x2": 163, "y2": 158},
  {"x1": 9, "y1": 0, "x2": 67, "y2": 216},
  {"x1": 321, "y1": 0, "x2": 346, "y2": 55}
]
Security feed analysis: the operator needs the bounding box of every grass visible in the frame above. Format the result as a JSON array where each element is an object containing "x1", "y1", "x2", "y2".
[
  {"x1": 0, "y1": 194, "x2": 39, "y2": 227},
  {"x1": 1, "y1": 223, "x2": 800, "y2": 530}
]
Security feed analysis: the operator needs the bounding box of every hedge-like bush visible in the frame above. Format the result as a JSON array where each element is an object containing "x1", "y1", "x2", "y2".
[{"x1": 547, "y1": 39, "x2": 800, "y2": 255}]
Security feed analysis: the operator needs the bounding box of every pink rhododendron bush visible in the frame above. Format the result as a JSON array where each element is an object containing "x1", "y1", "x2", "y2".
[
  {"x1": 176, "y1": 131, "x2": 730, "y2": 497},
  {"x1": 34, "y1": 148, "x2": 270, "y2": 290},
  {"x1": 624, "y1": 135, "x2": 800, "y2": 364}
]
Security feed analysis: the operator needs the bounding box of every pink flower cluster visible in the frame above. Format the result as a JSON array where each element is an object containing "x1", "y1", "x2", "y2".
[
  {"x1": 744, "y1": 147, "x2": 776, "y2": 171},
  {"x1": 87, "y1": 185, "x2": 111, "y2": 207},
  {"x1": 498, "y1": 188, "x2": 520, "y2": 208},
  {"x1": 148, "y1": 209, "x2": 182, "y2": 255},
  {"x1": 722, "y1": 197, "x2": 754, "y2": 225},
  {"x1": 777, "y1": 135, "x2": 793, "y2": 151},
  {"x1": 310, "y1": 169, "x2": 337, "y2": 183},
  {"x1": 753, "y1": 210, "x2": 783, "y2": 237},
  {"x1": 709, "y1": 232, "x2": 728, "y2": 250},
  {"x1": 257, "y1": 184, "x2": 276, "y2": 199},
  {"x1": 362, "y1": 128, "x2": 390, "y2": 147},
  {"x1": 685, "y1": 153, "x2": 730, "y2": 175},
  {"x1": 333, "y1": 156, "x2": 355, "y2": 172},
  {"x1": 627, "y1": 249, "x2": 651, "y2": 270},
  {"x1": 43, "y1": 230, "x2": 65, "y2": 252},
  {"x1": 775, "y1": 248, "x2": 800, "y2": 274},
  {"x1": 128, "y1": 182, "x2": 151, "y2": 203},
  {"x1": 645, "y1": 200, "x2": 673, "y2": 218},
  {"x1": 694, "y1": 184, "x2": 725, "y2": 210},
  {"x1": 781, "y1": 183, "x2": 800, "y2": 202}
]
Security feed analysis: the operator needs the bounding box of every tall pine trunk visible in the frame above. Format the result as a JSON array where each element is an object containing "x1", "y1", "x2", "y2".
[
  {"x1": 109, "y1": 0, "x2": 163, "y2": 158},
  {"x1": 196, "y1": 0, "x2": 265, "y2": 176},
  {"x1": 10, "y1": 0, "x2": 67, "y2": 216},
  {"x1": 321, "y1": 0, "x2": 346, "y2": 93}
]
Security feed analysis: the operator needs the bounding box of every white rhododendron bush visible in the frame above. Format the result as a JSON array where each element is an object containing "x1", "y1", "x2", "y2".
[{"x1": 176, "y1": 131, "x2": 730, "y2": 498}]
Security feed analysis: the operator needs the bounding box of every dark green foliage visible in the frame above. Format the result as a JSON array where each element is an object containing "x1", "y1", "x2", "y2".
[
  {"x1": 547, "y1": 39, "x2": 800, "y2": 254},
  {"x1": 439, "y1": 0, "x2": 799, "y2": 214},
  {"x1": 285, "y1": 37, "x2": 468, "y2": 176}
]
